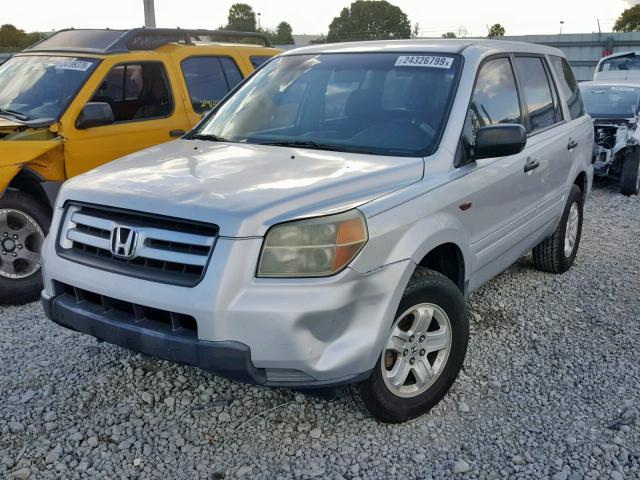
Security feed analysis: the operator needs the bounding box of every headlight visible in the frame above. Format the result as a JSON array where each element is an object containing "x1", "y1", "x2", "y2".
[{"x1": 257, "y1": 210, "x2": 368, "y2": 278}]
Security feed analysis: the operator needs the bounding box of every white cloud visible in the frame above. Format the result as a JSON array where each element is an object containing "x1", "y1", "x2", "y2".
[{"x1": 623, "y1": 0, "x2": 640, "y2": 6}]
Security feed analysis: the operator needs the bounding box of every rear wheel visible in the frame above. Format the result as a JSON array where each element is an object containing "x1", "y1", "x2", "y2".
[
  {"x1": 0, "y1": 191, "x2": 50, "y2": 305},
  {"x1": 532, "y1": 184, "x2": 583, "y2": 274},
  {"x1": 346, "y1": 268, "x2": 468, "y2": 423},
  {"x1": 620, "y1": 151, "x2": 640, "y2": 196}
]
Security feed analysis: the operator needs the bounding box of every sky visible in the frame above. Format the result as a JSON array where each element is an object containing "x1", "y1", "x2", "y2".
[{"x1": 0, "y1": 0, "x2": 635, "y2": 37}]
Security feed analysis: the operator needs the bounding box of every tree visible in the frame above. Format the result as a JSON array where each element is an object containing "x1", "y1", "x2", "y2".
[
  {"x1": 274, "y1": 21, "x2": 294, "y2": 44},
  {"x1": 0, "y1": 24, "x2": 25, "y2": 48},
  {"x1": 22, "y1": 31, "x2": 47, "y2": 48},
  {"x1": 412, "y1": 22, "x2": 420, "y2": 38},
  {"x1": 327, "y1": 1, "x2": 412, "y2": 43},
  {"x1": 614, "y1": 5, "x2": 640, "y2": 32},
  {"x1": 441, "y1": 32, "x2": 457, "y2": 39},
  {"x1": 225, "y1": 3, "x2": 257, "y2": 32},
  {"x1": 488, "y1": 23, "x2": 505, "y2": 37}
]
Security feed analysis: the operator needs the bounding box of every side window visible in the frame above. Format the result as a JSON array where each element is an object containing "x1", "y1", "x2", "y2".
[
  {"x1": 550, "y1": 55, "x2": 585, "y2": 120},
  {"x1": 514, "y1": 56, "x2": 562, "y2": 132},
  {"x1": 220, "y1": 57, "x2": 243, "y2": 90},
  {"x1": 250, "y1": 56, "x2": 272, "y2": 69},
  {"x1": 91, "y1": 62, "x2": 172, "y2": 122},
  {"x1": 470, "y1": 57, "x2": 521, "y2": 135},
  {"x1": 181, "y1": 57, "x2": 244, "y2": 113}
]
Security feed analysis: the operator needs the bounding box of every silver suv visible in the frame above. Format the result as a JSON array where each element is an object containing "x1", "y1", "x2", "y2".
[{"x1": 41, "y1": 40, "x2": 593, "y2": 423}]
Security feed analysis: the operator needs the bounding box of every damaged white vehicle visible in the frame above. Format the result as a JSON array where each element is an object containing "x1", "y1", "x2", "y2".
[{"x1": 580, "y1": 81, "x2": 640, "y2": 195}]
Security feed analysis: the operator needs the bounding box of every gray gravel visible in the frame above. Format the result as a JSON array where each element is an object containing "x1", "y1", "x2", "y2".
[{"x1": 1, "y1": 184, "x2": 639, "y2": 479}]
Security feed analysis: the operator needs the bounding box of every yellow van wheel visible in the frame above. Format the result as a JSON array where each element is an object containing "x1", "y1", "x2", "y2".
[{"x1": 0, "y1": 190, "x2": 50, "y2": 305}]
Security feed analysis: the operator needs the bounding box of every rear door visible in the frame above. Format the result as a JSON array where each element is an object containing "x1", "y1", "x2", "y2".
[
  {"x1": 511, "y1": 55, "x2": 569, "y2": 228},
  {"x1": 172, "y1": 48, "x2": 248, "y2": 127},
  {"x1": 548, "y1": 55, "x2": 593, "y2": 189}
]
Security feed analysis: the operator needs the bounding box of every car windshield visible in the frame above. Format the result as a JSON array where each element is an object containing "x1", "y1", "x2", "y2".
[
  {"x1": 599, "y1": 55, "x2": 640, "y2": 73},
  {"x1": 195, "y1": 52, "x2": 462, "y2": 157},
  {"x1": 580, "y1": 85, "x2": 640, "y2": 118},
  {"x1": 0, "y1": 55, "x2": 99, "y2": 121}
]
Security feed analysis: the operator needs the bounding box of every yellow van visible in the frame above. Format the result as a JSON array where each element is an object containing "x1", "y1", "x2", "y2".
[{"x1": 0, "y1": 28, "x2": 281, "y2": 304}]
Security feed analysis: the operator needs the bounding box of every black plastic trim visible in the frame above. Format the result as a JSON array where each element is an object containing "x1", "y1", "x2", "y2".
[{"x1": 42, "y1": 292, "x2": 372, "y2": 388}]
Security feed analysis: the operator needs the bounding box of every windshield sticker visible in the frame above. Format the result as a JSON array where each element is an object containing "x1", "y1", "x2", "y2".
[
  {"x1": 395, "y1": 56, "x2": 453, "y2": 69},
  {"x1": 55, "y1": 60, "x2": 93, "y2": 72}
]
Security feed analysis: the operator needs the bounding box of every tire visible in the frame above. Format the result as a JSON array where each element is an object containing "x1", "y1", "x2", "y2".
[
  {"x1": 346, "y1": 268, "x2": 469, "y2": 423},
  {"x1": 620, "y1": 151, "x2": 640, "y2": 196},
  {"x1": 532, "y1": 184, "x2": 583, "y2": 274},
  {"x1": 0, "y1": 190, "x2": 51, "y2": 305}
]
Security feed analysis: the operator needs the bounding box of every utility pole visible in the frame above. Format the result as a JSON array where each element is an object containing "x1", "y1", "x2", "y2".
[
  {"x1": 143, "y1": 0, "x2": 156, "y2": 28},
  {"x1": 559, "y1": 20, "x2": 564, "y2": 35}
]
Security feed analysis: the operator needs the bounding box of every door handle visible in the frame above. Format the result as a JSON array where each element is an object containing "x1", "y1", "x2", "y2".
[
  {"x1": 567, "y1": 139, "x2": 578, "y2": 150},
  {"x1": 169, "y1": 129, "x2": 186, "y2": 137},
  {"x1": 524, "y1": 157, "x2": 540, "y2": 173}
]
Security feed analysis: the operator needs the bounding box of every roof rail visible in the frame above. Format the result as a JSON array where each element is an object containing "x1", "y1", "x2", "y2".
[{"x1": 25, "y1": 27, "x2": 272, "y2": 55}]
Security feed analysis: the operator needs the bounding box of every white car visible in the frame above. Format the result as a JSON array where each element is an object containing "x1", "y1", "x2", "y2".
[
  {"x1": 580, "y1": 81, "x2": 640, "y2": 195},
  {"x1": 42, "y1": 40, "x2": 593, "y2": 423},
  {"x1": 594, "y1": 51, "x2": 640, "y2": 82}
]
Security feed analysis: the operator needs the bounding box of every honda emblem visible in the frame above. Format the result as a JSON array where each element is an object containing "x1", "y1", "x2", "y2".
[{"x1": 110, "y1": 226, "x2": 138, "y2": 259}]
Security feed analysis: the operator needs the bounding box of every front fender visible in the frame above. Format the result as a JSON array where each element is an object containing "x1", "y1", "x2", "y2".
[
  {"x1": 0, "y1": 140, "x2": 63, "y2": 169},
  {"x1": 352, "y1": 208, "x2": 472, "y2": 287}
]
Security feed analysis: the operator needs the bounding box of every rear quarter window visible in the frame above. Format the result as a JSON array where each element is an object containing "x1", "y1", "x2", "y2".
[
  {"x1": 550, "y1": 56, "x2": 585, "y2": 120},
  {"x1": 250, "y1": 56, "x2": 273, "y2": 68}
]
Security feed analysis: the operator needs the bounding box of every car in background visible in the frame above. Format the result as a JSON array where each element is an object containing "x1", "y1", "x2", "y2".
[
  {"x1": 42, "y1": 39, "x2": 592, "y2": 423},
  {"x1": 0, "y1": 28, "x2": 280, "y2": 305},
  {"x1": 0, "y1": 53, "x2": 12, "y2": 65},
  {"x1": 580, "y1": 81, "x2": 640, "y2": 195},
  {"x1": 594, "y1": 51, "x2": 640, "y2": 82}
]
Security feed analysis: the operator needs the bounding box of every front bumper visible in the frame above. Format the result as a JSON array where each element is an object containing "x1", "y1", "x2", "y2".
[
  {"x1": 42, "y1": 292, "x2": 270, "y2": 386},
  {"x1": 42, "y1": 214, "x2": 414, "y2": 387}
]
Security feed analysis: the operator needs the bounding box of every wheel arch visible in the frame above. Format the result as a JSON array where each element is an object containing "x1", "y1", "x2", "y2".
[
  {"x1": 573, "y1": 170, "x2": 588, "y2": 199},
  {"x1": 7, "y1": 167, "x2": 58, "y2": 213}
]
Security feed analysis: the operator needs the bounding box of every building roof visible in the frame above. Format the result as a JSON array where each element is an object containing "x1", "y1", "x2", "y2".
[{"x1": 24, "y1": 28, "x2": 272, "y2": 55}]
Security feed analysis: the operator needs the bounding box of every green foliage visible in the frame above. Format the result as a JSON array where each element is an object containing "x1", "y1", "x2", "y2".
[
  {"x1": 614, "y1": 5, "x2": 640, "y2": 32},
  {"x1": 488, "y1": 23, "x2": 505, "y2": 37},
  {"x1": 273, "y1": 21, "x2": 294, "y2": 44},
  {"x1": 0, "y1": 24, "x2": 25, "y2": 49},
  {"x1": 225, "y1": 3, "x2": 257, "y2": 32},
  {"x1": 0, "y1": 25, "x2": 48, "y2": 51},
  {"x1": 327, "y1": 0, "x2": 412, "y2": 43},
  {"x1": 22, "y1": 31, "x2": 47, "y2": 48},
  {"x1": 441, "y1": 32, "x2": 457, "y2": 39}
]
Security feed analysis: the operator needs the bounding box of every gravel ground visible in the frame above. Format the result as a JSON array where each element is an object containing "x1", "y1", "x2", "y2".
[{"x1": 1, "y1": 184, "x2": 638, "y2": 480}]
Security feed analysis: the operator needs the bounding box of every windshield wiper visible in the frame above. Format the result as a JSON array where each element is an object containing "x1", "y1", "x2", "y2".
[
  {"x1": 260, "y1": 140, "x2": 374, "y2": 154},
  {"x1": 190, "y1": 133, "x2": 228, "y2": 142},
  {"x1": 0, "y1": 108, "x2": 29, "y2": 121}
]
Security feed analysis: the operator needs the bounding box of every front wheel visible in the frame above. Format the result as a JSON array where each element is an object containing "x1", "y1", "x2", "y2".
[
  {"x1": 620, "y1": 151, "x2": 640, "y2": 196},
  {"x1": 0, "y1": 190, "x2": 50, "y2": 305},
  {"x1": 346, "y1": 268, "x2": 469, "y2": 423}
]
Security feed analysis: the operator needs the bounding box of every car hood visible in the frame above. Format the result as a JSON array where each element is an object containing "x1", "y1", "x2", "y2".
[{"x1": 59, "y1": 140, "x2": 424, "y2": 237}]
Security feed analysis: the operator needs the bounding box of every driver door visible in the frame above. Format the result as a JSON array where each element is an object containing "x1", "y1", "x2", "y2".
[{"x1": 62, "y1": 58, "x2": 189, "y2": 178}]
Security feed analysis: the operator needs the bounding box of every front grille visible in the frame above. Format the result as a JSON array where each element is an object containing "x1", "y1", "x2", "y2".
[
  {"x1": 55, "y1": 281, "x2": 197, "y2": 338},
  {"x1": 57, "y1": 203, "x2": 218, "y2": 287}
]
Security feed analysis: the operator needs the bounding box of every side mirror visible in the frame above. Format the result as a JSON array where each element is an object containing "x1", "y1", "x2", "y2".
[
  {"x1": 76, "y1": 102, "x2": 114, "y2": 129},
  {"x1": 474, "y1": 124, "x2": 527, "y2": 160}
]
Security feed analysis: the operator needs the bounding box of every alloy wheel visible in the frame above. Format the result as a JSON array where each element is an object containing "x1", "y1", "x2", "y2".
[
  {"x1": 381, "y1": 303, "x2": 452, "y2": 398},
  {"x1": 564, "y1": 202, "x2": 580, "y2": 258},
  {"x1": 0, "y1": 208, "x2": 44, "y2": 279}
]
